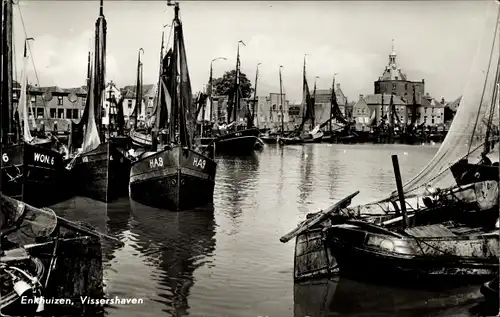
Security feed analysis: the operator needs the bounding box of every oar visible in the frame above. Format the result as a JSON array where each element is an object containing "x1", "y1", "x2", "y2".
[
  {"x1": 56, "y1": 216, "x2": 124, "y2": 246},
  {"x1": 279, "y1": 191, "x2": 359, "y2": 243}
]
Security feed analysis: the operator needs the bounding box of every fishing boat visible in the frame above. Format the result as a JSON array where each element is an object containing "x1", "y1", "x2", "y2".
[
  {"x1": 214, "y1": 41, "x2": 260, "y2": 155},
  {"x1": 128, "y1": 48, "x2": 154, "y2": 149},
  {"x1": 66, "y1": 0, "x2": 131, "y2": 203},
  {"x1": 0, "y1": 193, "x2": 121, "y2": 316},
  {"x1": 281, "y1": 2, "x2": 500, "y2": 282},
  {"x1": 129, "y1": 1, "x2": 217, "y2": 211},
  {"x1": 279, "y1": 55, "x2": 323, "y2": 145},
  {"x1": 261, "y1": 66, "x2": 287, "y2": 144},
  {"x1": 0, "y1": 0, "x2": 71, "y2": 207}
]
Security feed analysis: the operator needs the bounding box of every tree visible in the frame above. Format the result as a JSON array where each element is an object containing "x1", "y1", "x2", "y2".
[{"x1": 212, "y1": 70, "x2": 253, "y2": 98}]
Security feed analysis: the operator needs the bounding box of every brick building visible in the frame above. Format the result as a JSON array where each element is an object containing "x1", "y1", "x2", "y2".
[{"x1": 24, "y1": 85, "x2": 87, "y2": 132}]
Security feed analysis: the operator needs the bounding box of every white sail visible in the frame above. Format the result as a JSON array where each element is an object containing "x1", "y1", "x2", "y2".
[
  {"x1": 81, "y1": 60, "x2": 101, "y2": 152},
  {"x1": 18, "y1": 48, "x2": 33, "y2": 143},
  {"x1": 375, "y1": 2, "x2": 500, "y2": 202}
]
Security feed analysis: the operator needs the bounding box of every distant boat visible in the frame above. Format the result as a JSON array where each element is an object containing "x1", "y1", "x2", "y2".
[
  {"x1": 66, "y1": 0, "x2": 131, "y2": 203},
  {"x1": 279, "y1": 55, "x2": 323, "y2": 145},
  {"x1": 1, "y1": 1, "x2": 71, "y2": 207},
  {"x1": 129, "y1": 2, "x2": 217, "y2": 211},
  {"x1": 214, "y1": 41, "x2": 260, "y2": 155}
]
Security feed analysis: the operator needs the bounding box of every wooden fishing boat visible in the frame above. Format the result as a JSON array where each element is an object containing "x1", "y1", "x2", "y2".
[
  {"x1": 280, "y1": 55, "x2": 324, "y2": 146},
  {"x1": 281, "y1": 4, "x2": 500, "y2": 283},
  {"x1": 130, "y1": 145, "x2": 216, "y2": 210},
  {"x1": 129, "y1": 1, "x2": 217, "y2": 211},
  {"x1": 66, "y1": 0, "x2": 131, "y2": 203},
  {"x1": 215, "y1": 127, "x2": 260, "y2": 154},
  {"x1": 0, "y1": 193, "x2": 121, "y2": 316},
  {"x1": 130, "y1": 128, "x2": 152, "y2": 148},
  {"x1": 0, "y1": 3, "x2": 71, "y2": 207},
  {"x1": 214, "y1": 41, "x2": 260, "y2": 155}
]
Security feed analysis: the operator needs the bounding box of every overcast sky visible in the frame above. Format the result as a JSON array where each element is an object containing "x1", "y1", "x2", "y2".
[{"x1": 12, "y1": 0, "x2": 495, "y2": 103}]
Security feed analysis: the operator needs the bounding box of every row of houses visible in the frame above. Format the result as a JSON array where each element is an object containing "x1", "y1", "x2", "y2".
[
  {"x1": 12, "y1": 81, "x2": 157, "y2": 131},
  {"x1": 13, "y1": 45, "x2": 459, "y2": 132}
]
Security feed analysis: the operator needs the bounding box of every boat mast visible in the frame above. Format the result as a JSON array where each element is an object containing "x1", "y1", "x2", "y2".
[
  {"x1": 133, "y1": 48, "x2": 144, "y2": 129},
  {"x1": 1, "y1": 0, "x2": 14, "y2": 145},
  {"x1": 279, "y1": 65, "x2": 284, "y2": 134},
  {"x1": 252, "y1": 62, "x2": 261, "y2": 128}
]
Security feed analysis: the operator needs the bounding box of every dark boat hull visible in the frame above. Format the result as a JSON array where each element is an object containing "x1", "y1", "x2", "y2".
[
  {"x1": 1, "y1": 142, "x2": 72, "y2": 207},
  {"x1": 215, "y1": 128, "x2": 260, "y2": 155},
  {"x1": 261, "y1": 135, "x2": 279, "y2": 144},
  {"x1": 129, "y1": 145, "x2": 217, "y2": 211},
  {"x1": 69, "y1": 142, "x2": 131, "y2": 202},
  {"x1": 326, "y1": 225, "x2": 499, "y2": 283}
]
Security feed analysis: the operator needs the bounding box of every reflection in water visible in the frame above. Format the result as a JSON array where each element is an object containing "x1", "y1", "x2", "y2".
[
  {"x1": 294, "y1": 277, "x2": 482, "y2": 317},
  {"x1": 215, "y1": 153, "x2": 259, "y2": 235},
  {"x1": 46, "y1": 144, "x2": 450, "y2": 316},
  {"x1": 298, "y1": 145, "x2": 314, "y2": 205},
  {"x1": 125, "y1": 201, "x2": 216, "y2": 317}
]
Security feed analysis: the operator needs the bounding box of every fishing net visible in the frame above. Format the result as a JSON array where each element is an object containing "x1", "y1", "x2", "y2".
[{"x1": 375, "y1": 2, "x2": 500, "y2": 202}]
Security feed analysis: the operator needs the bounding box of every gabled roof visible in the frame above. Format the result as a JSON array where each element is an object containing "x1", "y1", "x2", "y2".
[
  {"x1": 445, "y1": 96, "x2": 462, "y2": 112},
  {"x1": 363, "y1": 93, "x2": 406, "y2": 106},
  {"x1": 29, "y1": 85, "x2": 87, "y2": 95},
  {"x1": 121, "y1": 84, "x2": 156, "y2": 99}
]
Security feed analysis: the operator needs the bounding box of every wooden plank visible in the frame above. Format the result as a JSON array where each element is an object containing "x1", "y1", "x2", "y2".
[
  {"x1": 294, "y1": 228, "x2": 338, "y2": 281},
  {"x1": 404, "y1": 224, "x2": 457, "y2": 238},
  {"x1": 280, "y1": 191, "x2": 359, "y2": 243}
]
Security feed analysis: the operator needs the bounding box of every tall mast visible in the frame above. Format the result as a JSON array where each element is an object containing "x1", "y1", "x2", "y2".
[
  {"x1": 2, "y1": 0, "x2": 14, "y2": 144},
  {"x1": 252, "y1": 63, "x2": 261, "y2": 128},
  {"x1": 330, "y1": 76, "x2": 335, "y2": 132},
  {"x1": 279, "y1": 65, "x2": 284, "y2": 134},
  {"x1": 134, "y1": 48, "x2": 144, "y2": 129}
]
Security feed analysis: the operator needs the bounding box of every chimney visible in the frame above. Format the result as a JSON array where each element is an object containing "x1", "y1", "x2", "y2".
[
  {"x1": 440, "y1": 97, "x2": 445, "y2": 104},
  {"x1": 422, "y1": 79, "x2": 425, "y2": 83}
]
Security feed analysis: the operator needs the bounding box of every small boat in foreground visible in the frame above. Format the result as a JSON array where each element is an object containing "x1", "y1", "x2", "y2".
[{"x1": 1, "y1": 193, "x2": 121, "y2": 316}]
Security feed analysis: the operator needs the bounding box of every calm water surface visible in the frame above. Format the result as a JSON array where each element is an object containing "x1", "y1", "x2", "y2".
[{"x1": 52, "y1": 143, "x2": 485, "y2": 317}]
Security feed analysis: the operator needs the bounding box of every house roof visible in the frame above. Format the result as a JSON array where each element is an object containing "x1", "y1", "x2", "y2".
[
  {"x1": 445, "y1": 96, "x2": 462, "y2": 112},
  {"x1": 363, "y1": 93, "x2": 406, "y2": 106},
  {"x1": 122, "y1": 84, "x2": 156, "y2": 99},
  {"x1": 313, "y1": 84, "x2": 348, "y2": 105},
  {"x1": 29, "y1": 85, "x2": 87, "y2": 95}
]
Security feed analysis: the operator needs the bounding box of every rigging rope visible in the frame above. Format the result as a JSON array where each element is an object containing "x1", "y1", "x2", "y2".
[
  {"x1": 16, "y1": 3, "x2": 50, "y2": 120},
  {"x1": 467, "y1": 5, "x2": 500, "y2": 158}
]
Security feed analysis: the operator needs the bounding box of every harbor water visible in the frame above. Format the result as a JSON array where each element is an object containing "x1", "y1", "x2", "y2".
[{"x1": 51, "y1": 143, "x2": 484, "y2": 317}]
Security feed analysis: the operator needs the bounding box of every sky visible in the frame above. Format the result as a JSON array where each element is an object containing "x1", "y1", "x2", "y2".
[{"x1": 11, "y1": 0, "x2": 496, "y2": 104}]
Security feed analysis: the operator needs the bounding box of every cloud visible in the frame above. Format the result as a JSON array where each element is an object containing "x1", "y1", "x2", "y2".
[{"x1": 17, "y1": 30, "x2": 119, "y2": 89}]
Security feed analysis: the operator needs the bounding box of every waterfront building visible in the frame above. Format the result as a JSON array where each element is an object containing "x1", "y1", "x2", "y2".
[
  {"x1": 103, "y1": 81, "x2": 121, "y2": 126},
  {"x1": 121, "y1": 84, "x2": 156, "y2": 123},
  {"x1": 312, "y1": 83, "x2": 348, "y2": 125},
  {"x1": 25, "y1": 85, "x2": 87, "y2": 132}
]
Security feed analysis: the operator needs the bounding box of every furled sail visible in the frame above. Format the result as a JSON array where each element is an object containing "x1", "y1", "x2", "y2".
[
  {"x1": 177, "y1": 13, "x2": 198, "y2": 147},
  {"x1": 81, "y1": 61, "x2": 101, "y2": 152},
  {"x1": 18, "y1": 40, "x2": 33, "y2": 143}
]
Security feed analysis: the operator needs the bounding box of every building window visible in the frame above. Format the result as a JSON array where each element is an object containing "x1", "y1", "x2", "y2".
[
  {"x1": 424, "y1": 107, "x2": 428, "y2": 113},
  {"x1": 66, "y1": 109, "x2": 73, "y2": 119},
  {"x1": 128, "y1": 100, "x2": 133, "y2": 109},
  {"x1": 272, "y1": 104, "x2": 276, "y2": 111},
  {"x1": 50, "y1": 108, "x2": 56, "y2": 119},
  {"x1": 36, "y1": 108, "x2": 44, "y2": 119},
  {"x1": 31, "y1": 95, "x2": 36, "y2": 103},
  {"x1": 405, "y1": 83, "x2": 408, "y2": 90},
  {"x1": 57, "y1": 96, "x2": 63, "y2": 105},
  {"x1": 392, "y1": 83, "x2": 396, "y2": 90},
  {"x1": 73, "y1": 109, "x2": 79, "y2": 119},
  {"x1": 57, "y1": 109, "x2": 64, "y2": 119},
  {"x1": 82, "y1": 97, "x2": 87, "y2": 105},
  {"x1": 432, "y1": 118, "x2": 435, "y2": 124}
]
